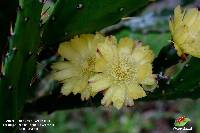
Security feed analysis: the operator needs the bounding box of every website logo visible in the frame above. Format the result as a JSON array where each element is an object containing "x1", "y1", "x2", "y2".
[{"x1": 173, "y1": 116, "x2": 192, "y2": 131}]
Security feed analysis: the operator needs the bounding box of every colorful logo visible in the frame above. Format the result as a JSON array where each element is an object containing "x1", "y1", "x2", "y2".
[{"x1": 174, "y1": 116, "x2": 191, "y2": 127}]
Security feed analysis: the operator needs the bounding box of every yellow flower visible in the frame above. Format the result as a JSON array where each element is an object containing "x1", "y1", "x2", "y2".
[
  {"x1": 169, "y1": 5, "x2": 200, "y2": 58},
  {"x1": 51, "y1": 34, "x2": 106, "y2": 100},
  {"x1": 89, "y1": 37, "x2": 157, "y2": 109}
]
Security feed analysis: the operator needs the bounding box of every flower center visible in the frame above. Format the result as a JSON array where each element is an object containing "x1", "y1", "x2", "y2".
[
  {"x1": 87, "y1": 56, "x2": 96, "y2": 68},
  {"x1": 82, "y1": 56, "x2": 96, "y2": 75},
  {"x1": 111, "y1": 57, "x2": 135, "y2": 82}
]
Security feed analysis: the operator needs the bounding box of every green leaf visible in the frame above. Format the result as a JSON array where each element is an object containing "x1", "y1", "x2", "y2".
[
  {"x1": 42, "y1": 0, "x2": 149, "y2": 45},
  {"x1": 174, "y1": 118, "x2": 191, "y2": 127}
]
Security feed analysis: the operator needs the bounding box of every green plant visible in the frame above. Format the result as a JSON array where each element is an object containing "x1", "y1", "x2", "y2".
[
  {"x1": 1, "y1": 0, "x2": 200, "y2": 132},
  {"x1": 0, "y1": 0, "x2": 42, "y2": 132}
]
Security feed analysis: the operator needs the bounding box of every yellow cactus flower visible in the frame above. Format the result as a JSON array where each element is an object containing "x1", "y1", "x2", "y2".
[
  {"x1": 51, "y1": 34, "x2": 106, "y2": 100},
  {"x1": 169, "y1": 5, "x2": 200, "y2": 58},
  {"x1": 89, "y1": 37, "x2": 157, "y2": 109}
]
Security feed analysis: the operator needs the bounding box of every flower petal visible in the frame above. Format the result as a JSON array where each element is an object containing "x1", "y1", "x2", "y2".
[
  {"x1": 112, "y1": 86, "x2": 125, "y2": 109},
  {"x1": 183, "y1": 8, "x2": 198, "y2": 27},
  {"x1": 51, "y1": 62, "x2": 74, "y2": 70},
  {"x1": 95, "y1": 53, "x2": 107, "y2": 72},
  {"x1": 124, "y1": 97, "x2": 134, "y2": 107},
  {"x1": 141, "y1": 74, "x2": 157, "y2": 86},
  {"x1": 190, "y1": 13, "x2": 200, "y2": 33},
  {"x1": 173, "y1": 25, "x2": 188, "y2": 45},
  {"x1": 51, "y1": 68, "x2": 79, "y2": 81},
  {"x1": 136, "y1": 64, "x2": 153, "y2": 83},
  {"x1": 101, "y1": 87, "x2": 114, "y2": 106},
  {"x1": 89, "y1": 74, "x2": 111, "y2": 92},
  {"x1": 81, "y1": 88, "x2": 90, "y2": 100},
  {"x1": 170, "y1": 6, "x2": 200, "y2": 58},
  {"x1": 88, "y1": 33, "x2": 105, "y2": 52},
  {"x1": 182, "y1": 41, "x2": 200, "y2": 58},
  {"x1": 73, "y1": 76, "x2": 88, "y2": 94},
  {"x1": 61, "y1": 80, "x2": 76, "y2": 96},
  {"x1": 127, "y1": 83, "x2": 146, "y2": 99},
  {"x1": 58, "y1": 42, "x2": 80, "y2": 61},
  {"x1": 97, "y1": 36, "x2": 117, "y2": 61},
  {"x1": 118, "y1": 37, "x2": 135, "y2": 55},
  {"x1": 174, "y1": 5, "x2": 184, "y2": 28},
  {"x1": 70, "y1": 35, "x2": 90, "y2": 57},
  {"x1": 132, "y1": 46, "x2": 154, "y2": 65}
]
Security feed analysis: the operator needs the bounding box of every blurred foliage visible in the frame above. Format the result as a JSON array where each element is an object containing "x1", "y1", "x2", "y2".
[
  {"x1": 39, "y1": 100, "x2": 200, "y2": 133},
  {"x1": 181, "y1": 0, "x2": 196, "y2": 6}
]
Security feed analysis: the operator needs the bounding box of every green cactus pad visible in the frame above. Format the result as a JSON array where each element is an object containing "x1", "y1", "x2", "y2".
[
  {"x1": 0, "y1": 0, "x2": 42, "y2": 132},
  {"x1": 42, "y1": 0, "x2": 149, "y2": 45}
]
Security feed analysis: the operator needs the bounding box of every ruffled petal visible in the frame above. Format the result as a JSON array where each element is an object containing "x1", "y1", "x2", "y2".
[
  {"x1": 61, "y1": 79, "x2": 76, "y2": 95},
  {"x1": 101, "y1": 87, "x2": 114, "y2": 106},
  {"x1": 170, "y1": 6, "x2": 200, "y2": 58},
  {"x1": 135, "y1": 64, "x2": 153, "y2": 83},
  {"x1": 80, "y1": 87, "x2": 90, "y2": 100},
  {"x1": 174, "y1": 5, "x2": 183, "y2": 28},
  {"x1": 73, "y1": 76, "x2": 88, "y2": 95},
  {"x1": 190, "y1": 13, "x2": 200, "y2": 33},
  {"x1": 88, "y1": 33, "x2": 105, "y2": 52},
  {"x1": 97, "y1": 36, "x2": 117, "y2": 61},
  {"x1": 51, "y1": 68, "x2": 79, "y2": 81},
  {"x1": 173, "y1": 25, "x2": 188, "y2": 45},
  {"x1": 132, "y1": 46, "x2": 154, "y2": 65},
  {"x1": 58, "y1": 42, "x2": 80, "y2": 61},
  {"x1": 127, "y1": 83, "x2": 146, "y2": 100},
  {"x1": 141, "y1": 74, "x2": 157, "y2": 86},
  {"x1": 182, "y1": 41, "x2": 200, "y2": 58},
  {"x1": 118, "y1": 37, "x2": 135, "y2": 55},
  {"x1": 112, "y1": 86, "x2": 125, "y2": 109},
  {"x1": 89, "y1": 74, "x2": 111, "y2": 92},
  {"x1": 51, "y1": 61, "x2": 74, "y2": 70},
  {"x1": 70, "y1": 35, "x2": 90, "y2": 57},
  {"x1": 124, "y1": 97, "x2": 134, "y2": 107},
  {"x1": 183, "y1": 8, "x2": 198, "y2": 27},
  {"x1": 95, "y1": 53, "x2": 107, "y2": 72}
]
